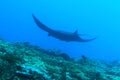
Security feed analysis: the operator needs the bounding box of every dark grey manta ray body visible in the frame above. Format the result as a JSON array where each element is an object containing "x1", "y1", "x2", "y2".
[{"x1": 32, "y1": 14, "x2": 97, "y2": 42}]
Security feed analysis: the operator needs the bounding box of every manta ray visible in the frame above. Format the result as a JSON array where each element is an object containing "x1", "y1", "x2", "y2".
[{"x1": 32, "y1": 14, "x2": 97, "y2": 42}]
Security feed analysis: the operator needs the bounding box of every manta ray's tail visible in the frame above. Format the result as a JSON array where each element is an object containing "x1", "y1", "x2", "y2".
[{"x1": 32, "y1": 14, "x2": 53, "y2": 33}]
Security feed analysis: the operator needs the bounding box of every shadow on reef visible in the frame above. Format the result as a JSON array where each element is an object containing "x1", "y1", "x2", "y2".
[{"x1": 0, "y1": 39, "x2": 120, "y2": 80}]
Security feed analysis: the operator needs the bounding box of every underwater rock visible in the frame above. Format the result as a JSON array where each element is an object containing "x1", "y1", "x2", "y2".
[
  {"x1": 15, "y1": 65, "x2": 51, "y2": 80},
  {"x1": 0, "y1": 39, "x2": 120, "y2": 80},
  {"x1": 58, "y1": 53, "x2": 72, "y2": 61}
]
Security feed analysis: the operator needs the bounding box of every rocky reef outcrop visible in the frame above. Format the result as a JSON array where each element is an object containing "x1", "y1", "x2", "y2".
[{"x1": 0, "y1": 39, "x2": 120, "y2": 80}]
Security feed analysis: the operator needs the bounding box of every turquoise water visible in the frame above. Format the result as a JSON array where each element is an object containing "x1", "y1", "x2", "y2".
[{"x1": 0, "y1": 0, "x2": 120, "y2": 61}]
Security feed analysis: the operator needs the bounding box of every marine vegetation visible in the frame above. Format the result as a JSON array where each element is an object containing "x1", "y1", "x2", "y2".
[{"x1": 0, "y1": 39, "x2": 120, "y2": 80}]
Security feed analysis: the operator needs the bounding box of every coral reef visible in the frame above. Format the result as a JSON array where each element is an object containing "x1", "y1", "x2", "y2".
[{"x1": 0, "y1": 39, "x2": 120, "y2": 80}]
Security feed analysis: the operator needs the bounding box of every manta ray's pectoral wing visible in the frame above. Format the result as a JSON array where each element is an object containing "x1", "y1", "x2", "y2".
[
  {"x1": 32, "y1": 14, "x2": 97, "y2": 42},
  {"x1": 32, "y1": 14, "x2": 53, "y2": 33}
]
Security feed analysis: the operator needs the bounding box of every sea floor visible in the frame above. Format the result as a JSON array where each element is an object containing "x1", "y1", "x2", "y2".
[{"x1": 0, "y1": 39, "x2": 120, "y2": 80}]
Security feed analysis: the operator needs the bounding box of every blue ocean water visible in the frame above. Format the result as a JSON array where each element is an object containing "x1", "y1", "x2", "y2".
[{"x1": 0, "y1": 0, "x2": 120, "y2": 61}]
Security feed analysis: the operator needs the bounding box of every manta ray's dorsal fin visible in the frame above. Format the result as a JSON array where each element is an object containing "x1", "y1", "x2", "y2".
[{"x1": 73, "y1": 30, "x2": 78, "y2": 35}]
